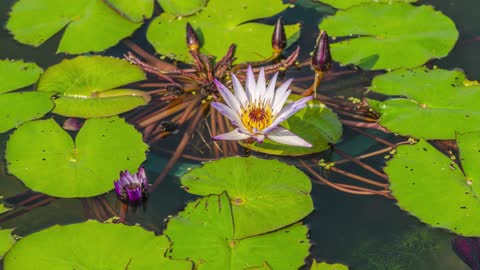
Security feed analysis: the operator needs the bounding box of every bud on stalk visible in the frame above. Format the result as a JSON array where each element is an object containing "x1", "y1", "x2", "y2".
[
  {"x1": 272, "y1": 17, "x2": 287, "y2": 54},
  {"x1": 186, "y1": 23, "x2": 200, "y2": 52},
  {"x1": 311, "y1": 30, "x2": 332, "y2": 73}
]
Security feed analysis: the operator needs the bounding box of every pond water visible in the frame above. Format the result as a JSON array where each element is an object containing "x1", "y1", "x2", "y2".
[{"x1": 0, "y1": 0, "x2": 479, "y2": 269}]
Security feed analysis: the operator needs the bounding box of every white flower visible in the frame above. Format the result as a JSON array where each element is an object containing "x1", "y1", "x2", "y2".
[{"x1": 211, "y1": 66, "x2": 313, "y2": 147}]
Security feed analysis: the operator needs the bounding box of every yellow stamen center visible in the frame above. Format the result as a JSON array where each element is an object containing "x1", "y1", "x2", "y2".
[{"x1": 241, "y1": 104, "x2": 272, "y2": 132}]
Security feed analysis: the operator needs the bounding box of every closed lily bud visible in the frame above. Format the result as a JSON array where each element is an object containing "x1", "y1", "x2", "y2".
[
  {"x1": 311, "y1": 30, "x2": 332, "y2": 73},
  {"x1": 186, "y1": 23, "x2": 200, "y2": 51},
  {"x1": 272, "y1": 17, "x2": 287, "y2": 53}
]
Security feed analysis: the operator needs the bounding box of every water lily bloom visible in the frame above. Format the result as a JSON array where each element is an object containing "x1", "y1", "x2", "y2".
[
  {"x1": 211, "y1": 66, "x2": 313, "y2": 147},
  {"x1": 114, "y1": 167, "x2": 148, "y2": 202},
  {"x1": 452, "y1": 236, "x2": 480, "y2": 270}
]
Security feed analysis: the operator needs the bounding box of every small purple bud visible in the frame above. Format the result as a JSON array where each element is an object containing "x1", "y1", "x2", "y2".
[
  {"x1": 452, "y1": 236, "x2": 480, "y2": 270},
  {"x1": 126, "y1": 184, "x2": 143, "y2": 202},
  {"x1": 311, "y1": 30, "x2": 332, "y2": 73},
  {"x1": 186, "y1": 23, "x2": 200, "y2": 52},
  {"x1": 114, "y1": 166, "x2": 148, "y2": 203},
  {"x1": 63, "y1": 118, "x2": 84, "y2": 131},
  {"x1": 272, "y1": 17, "x2": 287, "y2": 53}
]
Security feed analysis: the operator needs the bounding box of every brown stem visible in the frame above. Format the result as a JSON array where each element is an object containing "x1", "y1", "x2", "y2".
[
  {"x1": 333, "y1": 148, "x2": 388, "y2": 180},
  {"x1": 216, "y1": 106, "x2": 229, "y2": 155},
  {"x1": 123, "y1": 40, "x2": 178, "y2": 72},
  {"x1": 138, "y1": 100, "x2": 192, "y2": 127},
  {"x1": 350, "y1": 127, "x2": 395, "y2": 148},
  {"x1": 0, "y1": 197, "x2": 56, "y2": 224},
  {"x1": 210, "y1": 106, "x2": 220, "y2": 159},
  {"x1": 342, "y1": 120, "x2": 390, "y2": 132},
  {"x1": 329, "y1": 166, "x2": 388, "y2": 187}
]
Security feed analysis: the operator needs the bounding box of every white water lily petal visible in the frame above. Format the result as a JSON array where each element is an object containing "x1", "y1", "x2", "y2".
[
  {"x1": 256, "y1": 68, "x2": 266, "y2": 99},
  {"x1": 214, "y1": 129, "x2": 251, "y2": 141},
  {"x1": 245, "y1": 65, "x2": 257, "y2": 102},
  {"x1": 271, "y1": 79, "x2": 293, "y2": 115},
  {"x1": 211, "y1": 102, "x2": 241, "y2": 125},
  {"x1": 265, "y1": 95, "x2": 313, "y2": 134},
  {"x1": 214, "y1": 79, "x2": 242, "y2": 114},
  {"x1": 264, "y1": 72, "x2": 278, "y2": 106},
  {"x1": 267, "y1": 126, "x2": 312, "y2": 147},
  {"x1": 231, "y1": 73, "x2": 248, "y2": 107}
]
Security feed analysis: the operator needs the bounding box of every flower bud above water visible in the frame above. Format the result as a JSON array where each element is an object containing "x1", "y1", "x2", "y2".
[
  {"x1": 311, "y1": 30, "x2": 332, "y2": 73},
  {"x1": 272, "y1": 17, "x2": 287, "y2": 53},
  {"x1": 186, "y1": 23, "x2": 200, "y2": 52}
]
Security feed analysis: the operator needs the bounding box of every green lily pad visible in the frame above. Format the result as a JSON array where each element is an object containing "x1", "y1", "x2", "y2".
[
  {"x1": 165, "y1": 193, "x2": 310, "y2": 269},
  {"x1": 0, "y1": 204, "x2": 11, "y2": 214},
  {"x1": 6, "y1": 117, "x2": 148, "y2": 198},
  {"x1": 147, "y1": 0, "x2": 300, "y2": 63},
  {"x1": 3, "y1": 220, "x2": 192, "y2": 269},
  {"x1": 37, "y1": 56, "x2": 149, "y2": 118},
  {"x1": 0, "y1": 59, "x2": 43, "y2": 94},
  {"x1": 367, "y1": 67, "x2": 480, "y2": 139},
  {"x1": 319, "y1": 3, "x2": 458, "y2": 70},
  {"x1": 310, "y1": 259, "x2": 349, "y2": 270},
  {"x1": 181, "y1": 156, "x2": 313, "y2": 238},
  {"x1": 316, "y1": 0, "x2": 416, "y2": 9},
  {"x1": 0, "y1": 229, "x2": 15, "y2": 259},
  {"x1": 6, "y1": 0, "x2": 147, "y2": 54},
  {"x1": 386, "y1": 136, "x2": 480, "y2": 236},
  {"x1": 240, "y1": 96, "x2": 342, "y2": 156},
  {"x1": 103, "y1": 0, "x2": 154, "y2": 22},
  {"x1": 157, "y1": 0, "x2": 207, "y2": 16}
]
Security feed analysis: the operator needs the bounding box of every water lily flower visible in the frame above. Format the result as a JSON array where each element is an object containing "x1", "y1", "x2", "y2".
[
  {"x1": 452, "y1": 236, "x2": 480, "y2": 270},
  {"x1": 114, "y1": 167, "x2": 148, "y2": 202},
  {"x1": 211, "y1": 66, "x2": 313, "y2": 147}
]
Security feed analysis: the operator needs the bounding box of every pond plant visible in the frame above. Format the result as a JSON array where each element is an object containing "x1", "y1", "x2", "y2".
[{"x1": 0, "y1": 0, "x2": 473, "y2": 269}]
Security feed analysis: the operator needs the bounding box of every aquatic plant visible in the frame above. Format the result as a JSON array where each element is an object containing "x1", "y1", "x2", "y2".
[
  {"x1": 114, "y1": 167, "x2": 149, "y2": 203},
  {"x1": 452, "y1": 236, "x2": 480, "y2": 270}
]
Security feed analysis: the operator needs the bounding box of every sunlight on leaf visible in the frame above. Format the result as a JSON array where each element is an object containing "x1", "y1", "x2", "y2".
[
  {"x1": 104, "y1": 0, "x2": 154, "y2": 22},
  {"x1": 315, "y1": 0, "x2": 416, "y2": 9},
  {"x1": 0, "y1": 59, "x2": 43, "y2": 94},
  {"x1": 0, "y1": 229, "x2": 15, "y2": 259},
  {"x1": 310, "y1": 259, "x2": 349, "y2": 269},
  {"x1": 157, "y1": 0, "x2": 206, "y2": 16}
]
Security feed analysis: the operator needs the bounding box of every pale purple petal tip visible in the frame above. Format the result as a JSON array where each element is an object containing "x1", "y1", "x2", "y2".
[
  {"x1": 267, "y1": 126, "x2": 312, "y2": 147},
  {"x1": 213, "y1": 129, "x2": 251, "y2": 141},
  {"x1": 113, "y1": 181, "x2": 123, "y2": 196}
]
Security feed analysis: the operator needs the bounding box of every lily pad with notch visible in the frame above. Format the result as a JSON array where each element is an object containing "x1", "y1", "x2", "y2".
[
  {"x1": 37, "y1": 56, "x2": 150, "y2": 118},
  {"x1": 3, "y1": 220, "x2": 192, "y2": 269},
  {"x1": 103, "y1": 0, "x2": 154, "y2": 22},
  {"x1": 6, "y1": 116, "x2": 148, "y2": 198},
  {"x1": 367, "y1": 67, "x2": 480, "y2": 139},
  {"x1": 181, "y1": 156, "x2": 313, "y2": 238},
  {"x1": 147, "y1": 0, "x2": 301, "y2": 63},
  {"x1": 319, "y1": 3, "x2": 458, "y2": 70},
  {"x1": 165, "y1": 193, "x2": 310, "y2": 269}
]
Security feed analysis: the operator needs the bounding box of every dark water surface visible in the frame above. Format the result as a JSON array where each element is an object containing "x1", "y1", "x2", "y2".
[{"x1": 1, "y1": 0, "x2": 479, "y2": 269}]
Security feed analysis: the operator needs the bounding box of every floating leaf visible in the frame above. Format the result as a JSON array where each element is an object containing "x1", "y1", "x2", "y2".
[
  {"x1": 0, "y1": 229, "x2": 15, "y2": 259},
  {"x1": 37, "y1": 56, "x2": 149, "y2": 118},
  {"x1": 316, "y1": 0, "x2": 416, "y2": 9},
  {"x1": 157, "y1": 0, "x2": 206, "y2": 16},
  {"x1": 165, "y1": 193, "x2": 310, "y2": 269},
  {"x1": 147, "y1": 0, "x2": 301, "y2": 63},
  {"x1": 104, "y1": 0, "x2": 154, "y2": 22},
  {"x1": 6, "y1": 117, "x2": 148, "y2": 198},
  {"x1": 181, "y1": 156, "x2": 313, "y2": 238},
  {"x1": 0, "y1": 196, "x2": 12, "y2": 215},
  {"x1": 240, "y1": 96, "x2": 342, "y2": 156},
  {"x1": 367, "y1": 67, "x2": 480, "y2": 139},
  {"x1": 386, "y1": 136, "x2": 480, "y2": 236},
  {"x1": 6, "y1": 0, "x2": 148, "y2": 54},
  {"x1": 3, "y1": 220, "x2": 192, "y2": 269},
  {"x1": 319, "y1": 3, "x2": 458, "y2": 70},
  {"x1": 0, "y1": 59, "x2": 43, "y2": 94},
  {"x1": 310, "y1": 259, "x2": 349, "y2": 270}
]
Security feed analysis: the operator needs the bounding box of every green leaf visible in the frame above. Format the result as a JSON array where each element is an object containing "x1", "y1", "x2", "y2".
[
  {"x1": 319, "y1": 3, "x2": 458, "y2": 70},
  {"x1": 3, "y1": 220, "x2": 192, "y2": 269},
  {"x1": 240, "y1": 96, "x2": 342, "y2": 156},
  {"x1": 316, "y1": 0, "x2": 416, "y2": 9},
  {"x1": 0, "y1": 229, "x2": 15, "y2": 259},
  {"x1": 37, "y1": 56, "x2": 149, "y2": 118},
  {"x1": 0, "y1": 203, "x2": 11, "y2": 214},
  {"x1": 0, "y1": 59, "x2": 43, "y2": 94},
  {"x1": 147, "y1": 0, "x2": 300, "y2": 63},
  {"x1": 6, "y1": 0, "x2": 147, "y2": 54},
  {"x1": 165, "y1": 193, "x2": 310, "y2": 269},
  {"x1": 386, "y1": 137, "x2": 480, "y2": 236},
  {"x1": 310, "y1": 259, "x2": 349, "y2": 270},
  {"x1": 6, "y1": 117, "x2": 148, "y2": 198},
  {"x1": 103, "y1": 0, "x2": 154, "y2": 22},
  {"x1": 367, "y1": 67, "x2": 480, "y2": 139},
  {"x1": 157, "y1": 0, "x2": 207, "y2": 16},
  {"x1": 181, "y1": 156, "x2": 313, "y2": 238}
]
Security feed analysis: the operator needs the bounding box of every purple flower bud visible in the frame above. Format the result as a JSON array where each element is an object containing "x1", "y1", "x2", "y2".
[
  {"x1": 186, "y1": 23, "x2": 200, "y2": 52},
  {"x1": 272, "y1": 17, "x2": 287, "y2": 53},
  {"x1": 113, "y1": 166, "x2": 148, "y2": 203},
  {"x1": 311, "y1": 30, "x2": 332, "y2": 73},
  {"x1": 63, "y1": 118, "x2": 84, "y2": 131},
  {"x1": 452, "y1": 236, "x2": 480, "y2": 270}
]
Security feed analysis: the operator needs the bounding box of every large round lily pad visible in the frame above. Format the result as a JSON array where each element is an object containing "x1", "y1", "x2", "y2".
[
  {"x1": 104, "y1": 0, "x2": 154, "y2": 22},
  {"x1": 316, "y1": 0, "x2": 416, "y2": 9},
  {"x1": 319, "y1": 3, "x2": 458, "y2": 70},
  {"x1": 6, "y1": 0, "x2": 148, "y2": 54},
  {"x1": 181, "y1": 156, "x2": 313, "y2": 238},
  {"x1": 367, "y1": 67, "x2": 480, "y2": 139},
  {"x1": 147, "y1": 0, "x2": 300, "y2": 63},
  {"x1": 386, "y1": 136, "x2": 480, "y2": 236},
  {"x1": 165, "y1": 193, "x2": 310, "y2": 269},
  {"x1": 0, "y1": 59, "x2": 43, "y2": 94},
  {"x1": 240, "y1": 96, "x2": 342, "y2": 156},
  {"x1": 3, "y1": 220, "x2": 192, "y2": 269},
  {"x1": 0, "y1": 229, "x2": 15, "y2": 259},
  {"x1": 37, "y1": 56, "x2": 149, "y2": 118},
  {"x1": 6, "y1": 117, "x2": 148, "y2": 198},
  {"x1": 157, "y1": 0, "x2": 206, "y2": 16}
]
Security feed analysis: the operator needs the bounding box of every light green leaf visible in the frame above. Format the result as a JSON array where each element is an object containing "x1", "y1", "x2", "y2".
[
  {"x1": 367, "y1": 67, "x2": 480, "y2": 139},
  {"x1": 241, "y1": 96, "x2": 342, "y2": 156},
  {"x1": 157, "y1": 0, "x2": 206, "y2": 16},
  {"x1": 37, "y1": 56, "x2": 149, "y2": 118},
  {"x1": 386, "y1": 137, "x2": 480, "y2": 236},
  {"x1": 0, "y1": 59, "x2": 43, "y2": 94},
  {"x1": 316, "y1": 0, "x2": 416, "y2": 9},
  {"x1": 310, "y1": 259, "x2": 349, "y2": 270},
  {"x1": 319, "y1": 3, "x2": 458, "y2": 70},
  {"x1": 165, "y1": 193, "x2": 310, "y2": 269},
  {"x1": 0, "y1": 229, "x2": 15, "y2": 259},
  {"x1": 6, "y1": 0, "x2": 147, "y2": 54},
  {"x1": 6, "y1": 117, "x2": 148, "y2": 198},
  {"x1": 181, "y1": 157, "x2": 313, "y2": 238},
  {"x1": 104, "y1": 0, "x2": 154, "y2": 22},
  {"x1": 3, "y1": 220, "x2": 192, "y2": 269},
  {"x1": 147, "y1": 0, "x2": 300, "y2": 63}
]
